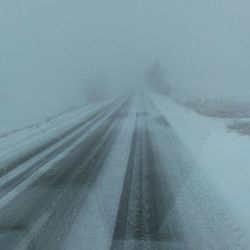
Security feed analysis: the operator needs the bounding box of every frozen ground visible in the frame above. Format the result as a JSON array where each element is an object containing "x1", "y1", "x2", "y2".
[{"x1": 150, "y1": 93, "x2": 250, "y2": 241}]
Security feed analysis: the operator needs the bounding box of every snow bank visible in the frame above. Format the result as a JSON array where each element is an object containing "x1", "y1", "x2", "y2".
[{"x1": 150, "y1": 93, "x2": 250, "y2": 235}]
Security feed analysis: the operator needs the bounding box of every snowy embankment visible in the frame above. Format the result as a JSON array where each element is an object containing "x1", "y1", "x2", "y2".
[
  {"x1": 150, "y1": 93, "x2": 250, "y2": 236},
  {"x1": 0, "y1": 101, "x2": 108, "y2": 167}
]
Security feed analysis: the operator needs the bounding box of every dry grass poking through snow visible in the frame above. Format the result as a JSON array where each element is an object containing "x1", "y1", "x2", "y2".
[
  {"x1": 186, "y1": 100, "x2": 250, "y2": 119},
  {"x1": 228, "y1": 120, "x2": 250, "y2": 136}
]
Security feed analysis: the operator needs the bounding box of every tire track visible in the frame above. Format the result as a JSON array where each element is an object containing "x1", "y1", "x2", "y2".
[
  {"x1": 0, "y1": 99, "x2": 122, "y2": 199},
  {"x1": 0, "y1": 98, "x2": 130, "y2": 249},
  {"x1": 0, "y1": 98, "x2": 121, "y2": 178},
  {"x1": 111, "y1": 97, "x2": 172, "y2": 250}
]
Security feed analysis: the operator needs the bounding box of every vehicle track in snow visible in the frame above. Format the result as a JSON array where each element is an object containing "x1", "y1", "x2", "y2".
[
  {"x1": 0, "y1": 98, "x2": 131, "y2": 250},
  {"x1": 0, "y1": 98, "x2": 121, "y2": 178},
  {"x1": 1, "y1": 94, "x2": 247, "y2": 250},
  {"x1": 110, "y1": 97, "x2": 184, "y2": 250},
  {"x1": 0, "y1": 99, "x2": 123, "y2": 199}
]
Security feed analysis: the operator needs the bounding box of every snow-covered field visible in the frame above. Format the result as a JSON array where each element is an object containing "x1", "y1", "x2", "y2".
[{"x1": 151, "y1": 93, "x2": 250, "y2": 238}]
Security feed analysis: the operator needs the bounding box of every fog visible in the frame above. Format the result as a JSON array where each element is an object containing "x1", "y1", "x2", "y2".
[{"x1": 1, "y1": 0, "x2": 250, "y2": 122}]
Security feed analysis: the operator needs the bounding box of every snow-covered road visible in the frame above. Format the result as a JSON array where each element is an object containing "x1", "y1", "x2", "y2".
[{"x1": 0, "y1": 95, "x2": 249, "y2": 250}]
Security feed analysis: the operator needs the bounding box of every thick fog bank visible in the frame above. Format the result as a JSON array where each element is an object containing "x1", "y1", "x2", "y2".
[{"x1": 1, "y1": 0, "x2": 249, "y2": 123}]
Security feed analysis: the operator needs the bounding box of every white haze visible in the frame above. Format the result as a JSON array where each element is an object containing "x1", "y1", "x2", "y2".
[{"x1": 1, "y1": 0, "x2": 250, "y2": 122}]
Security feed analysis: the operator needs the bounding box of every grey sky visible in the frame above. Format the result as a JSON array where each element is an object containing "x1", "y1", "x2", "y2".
[{"x1": 1, "y1": 0, "x2": 249, "y2": 120}]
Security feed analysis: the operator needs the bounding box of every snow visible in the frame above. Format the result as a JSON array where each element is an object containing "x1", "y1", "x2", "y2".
[
  {"x1": 150, "y1": 93, "x2": 250, "y2": 238},
  {"x1": 0, "y1": 101, "x2": 109, "y2": 166},
  {"x1": 2, "y1": 93, "x2": 250, "y2": 247},
  {"x1": 63, "y1": 99, "x2": 137, "y2": 250},
  {"x1": 0, "y1": 110, "x2": 109, "y2": 210},
  {"x1": 0, "y1": 99, "x2": 116, "y2": 210}
]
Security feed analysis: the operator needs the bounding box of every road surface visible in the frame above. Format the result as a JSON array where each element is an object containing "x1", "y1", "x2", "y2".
[{"x1": 0, "y1": 95, "x2": 245, "y2": 249}]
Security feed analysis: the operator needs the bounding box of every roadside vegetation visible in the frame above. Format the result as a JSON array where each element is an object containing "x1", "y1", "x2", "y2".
[
  {"x1": 186, "y1": 99, "x2": 250, "y2": 136},
  {"x1": 186, "y1": 99, "x2": 250, "y2": 118}
]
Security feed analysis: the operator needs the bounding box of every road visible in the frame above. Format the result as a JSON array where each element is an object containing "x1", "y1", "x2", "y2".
[{"x1": 0, "y1": 95, "x2": 245, "y2": 250}]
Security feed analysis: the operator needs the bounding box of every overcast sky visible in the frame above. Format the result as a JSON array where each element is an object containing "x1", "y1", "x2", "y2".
[{"x1": 1, "y1": 0, "x2": 250, "y2": 120}]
